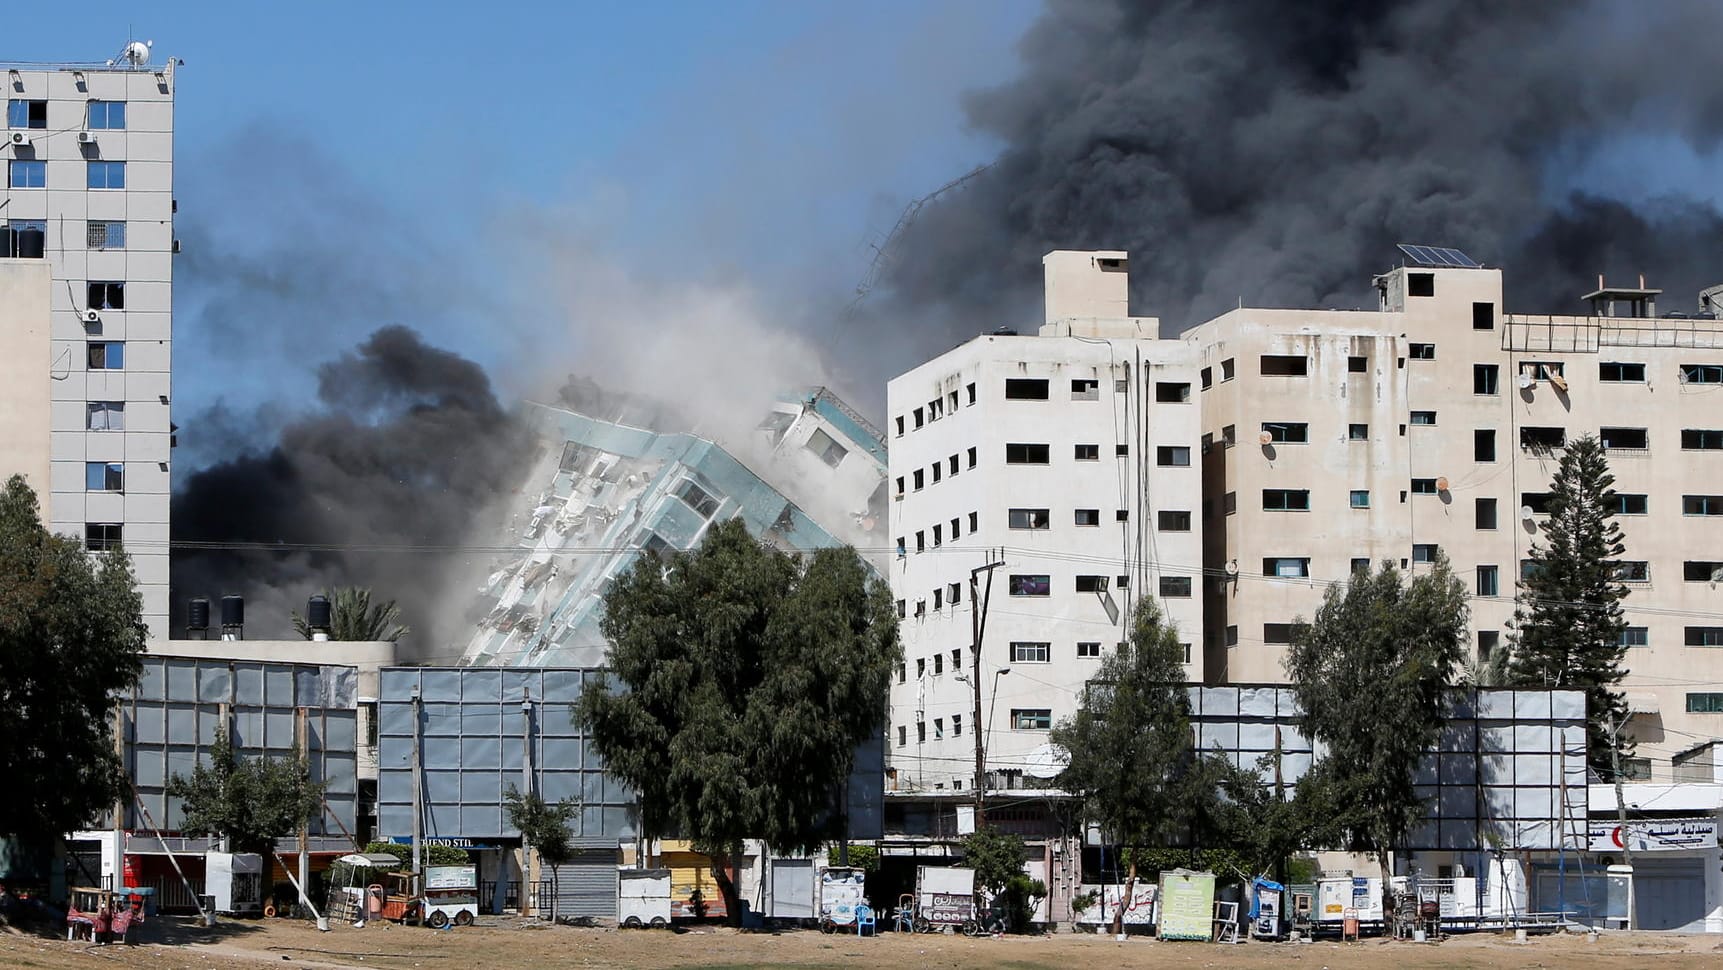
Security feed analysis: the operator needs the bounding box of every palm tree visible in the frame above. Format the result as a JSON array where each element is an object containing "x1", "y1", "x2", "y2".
[{"x1": 292, "y1": 586, "x2": 410, "y2": 642}]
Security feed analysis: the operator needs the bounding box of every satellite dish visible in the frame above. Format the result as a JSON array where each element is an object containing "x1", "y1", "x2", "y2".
[
  {"x1": 1520, "y1": 506, "x2": 1535, "y2": 521},
  {"x1": 1023, "y1": 743, "x2": 1070, "y2": 780},
  {"x1": 1259, "y1": 430, "x2": 1275, "y2": 446},
  {"x1": 1223, "y1": 559, "x2": 1240, "y2": 576},
  {"x1": 1518, "y1": 373, "x2": 1534, "y2": 390},
  {"x1": 125, "y1": 41, "x2": 152, "y2": 66},
  {"x1": 1435, "y1": 476, "x2": 1450, "y2": 492}
]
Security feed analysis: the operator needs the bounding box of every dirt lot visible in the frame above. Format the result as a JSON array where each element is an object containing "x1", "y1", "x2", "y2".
[{"x1": 5, "y1": 917, "x2": 1722, "y2": 970}]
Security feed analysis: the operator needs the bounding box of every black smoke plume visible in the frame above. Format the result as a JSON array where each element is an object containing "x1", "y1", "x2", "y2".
[
  {"x1": 171, "y1": 326, "x2": 532, "y2": 654},
  {"x1": 883, "y1": 0, "x2": 1723, "y2": 333}
]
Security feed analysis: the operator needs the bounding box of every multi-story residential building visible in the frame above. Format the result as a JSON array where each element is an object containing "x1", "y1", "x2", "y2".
[
  {"x1": 885, "y1": 251, "x2": 1203, "y2": 795},
  {"x1": 1189, "y1": 244, "x2": 1723, "y2": 781},
  {"x1": 2, "y1": 49, "x2": 176, "y2": 635}
]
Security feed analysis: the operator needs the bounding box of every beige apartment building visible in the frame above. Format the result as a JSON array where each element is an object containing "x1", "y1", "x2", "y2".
[{"x1": 1190, "y1": 245, "x2": 1723, "y2": 780}]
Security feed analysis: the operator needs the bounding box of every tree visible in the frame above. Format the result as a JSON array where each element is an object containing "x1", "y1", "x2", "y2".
[
  {"x1": 578, "y1": 519, "x2": 899, "y2": 923},
  {"x1": 0, "y1": 475, "x2": 146, "y2": 853},
  {"x1": 1051, "y1": 598, "x2": 1207, "y2": 933},
  {"x1": 504, "y1": 786, "x2": 579, "y2": 923},
  {"x1": 1501, "y1": 435, "x2": 1631, "y2": 775},
  {"x1": 165, "y1": 729, "x2": 326, "y2": 857},
  {"x1": 292, "y1": 586, "x2": 410, "y2": 642},
  {"x1": 1284, "y1": 558, "x2": 1468, "y2": 920},
  {"x1": 960, "y1": 827, "x2": 1042, "y2": 933}
]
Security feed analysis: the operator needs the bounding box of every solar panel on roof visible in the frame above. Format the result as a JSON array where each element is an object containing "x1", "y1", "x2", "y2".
[{"x1": 1397, "y1": 243, "x2": 1481, "y2": 269}]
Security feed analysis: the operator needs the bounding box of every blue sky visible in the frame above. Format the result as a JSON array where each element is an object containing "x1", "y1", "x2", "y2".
[{"x1": 6, "y1": 1, "x2": 1040, "y2": 435}]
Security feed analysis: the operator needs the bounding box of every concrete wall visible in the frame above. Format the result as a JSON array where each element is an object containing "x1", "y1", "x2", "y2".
[{"x1": 0, "y1": 259, "x2": 52, "y2": 509}]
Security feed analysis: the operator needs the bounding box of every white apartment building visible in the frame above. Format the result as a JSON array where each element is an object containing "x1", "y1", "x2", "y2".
[
  {"x1": 885, "y1": 252, "x2": 1203, "y2": 793},
  {"x1": 1189, "y1": 244, "x2": 1723, "y2": 781},
  {"x1": 2, "y1": 50, "x2": 176, "y2": 635}
]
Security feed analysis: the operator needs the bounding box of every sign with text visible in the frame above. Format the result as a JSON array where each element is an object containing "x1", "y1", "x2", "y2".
[
  {"x1": 1157, "y1": 869, "x2": 1215, "y2": 941},
  {"x1": 1587, "y1": 818, "x2": 1717, "y2": 853}
]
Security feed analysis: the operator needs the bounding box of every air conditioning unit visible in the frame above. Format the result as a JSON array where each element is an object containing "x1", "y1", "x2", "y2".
[
  {"x1": 83, "y1": 308, "x2": 102, "y2": 324},
  {"x1": 9, "y1": 131, "x2": 30, "y2": 146},
  {"x1": 77, "y1": 130, "x2": 96, "y2": 144}
]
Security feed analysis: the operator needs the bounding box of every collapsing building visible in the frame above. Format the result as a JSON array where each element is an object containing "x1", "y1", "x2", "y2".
[{"x1": 460, "y1": 388, "x2": 888, "y2": 668}]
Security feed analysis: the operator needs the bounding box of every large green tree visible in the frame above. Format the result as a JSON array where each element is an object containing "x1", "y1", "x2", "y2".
[
  {"x1": 165, "y1": 729, "x2": 326, "y2": 857},
  {"x1": 1285, "y1": 558, "x2": 1468, "y2": 918},
  {"x1": 1501, "y1": 435, "x2": 1631, "y2": 774},
  {"x1": 292, "y1": 586, "x2": 410, "y2": 641},
  {"x1": 578, "y1": 519, "x2": 899, "y2": 921},
  {"x1": 504, "y1": 786, "x2": 579, "y2": 923},
  {"x1": 1051, "y1": 598, "x2": 1210, "y2": 933},
  {"x1": 0, "y1": 475, "x2": 146, "y2": 851}
]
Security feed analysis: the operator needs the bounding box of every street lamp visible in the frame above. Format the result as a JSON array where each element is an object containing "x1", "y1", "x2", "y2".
[{"x1": 958, "y1": 667, "x2": 1010, "y2": 825}]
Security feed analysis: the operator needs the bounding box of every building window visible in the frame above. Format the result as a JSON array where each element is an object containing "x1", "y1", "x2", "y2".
[
  {"x1": 1476, "y1": 498, "x2": 1498, "y2": 529},
  {"x1": 1156, "y1": 446, "x2": 1191, "y2": 466},
  {"x1": 1410, "y1": 478, "x2": 1438, "y2": 495},
  {"x1": 1473, "y1": 302, "x2": 1495, "y2": 330},
  {"x1": 1157, "y1": 510, "x2": 1191, "y2": 531},
  {"x1": 1221, "y1": 358, "x2": 1235, "y2": 381},
  {"x1": 895, "y1": 599, "x2": 906, "y2": 618},
  {"x1": 87, "y1": 100, "x2": 126, "y2": 129},
  {"x1": 1519, "y1": 427, "x2": 1566, "y2": 450},
  {"x1": 1221, "y1": 425, "x2": 1237, "y2": 447},
  {"x1": 1263, "y1": 623, "x2": 1305, "y2": 645},
  {"x1": 1478, "y1": 630, "x2": 1500, "y2": 663},
  {"x1": 912, "y1": 469, "x2": 924, "y2": 491},
  {"x1": 1342, "y1": 489, "x2": 1368, "y2": 510},
  {"x1": 1077, "y1": 641, "x2": 1101, "y2": 659},
  {"x1": 913, "y1": 407, "x2": 924, "y2": 429},
  {"x1": 1475, "y1": 429, "x2": 1497, "y2": 462},
  {"x1": 950, "y1": 517, "x2": 961, "y2": 540},
  {"x1": 966, "y1": 383, "x2": 976, "y2": 405},
  {"x1": 87, "y1": 220, "x2": 126, "y2": 250},
  {"x1": 1599, "y1": 361, "x2": 1644, "y2": 382},
  {"x1": 85, "y1": 461, "x2": 123, "y2": 491},
  {"x1": 1683, "y1": 429, "x2": 1723, "y2": 450},
  {"x1": 1477, "y1": 565, "x2": 1499, "y2": 597},
  {"x1": 87, "y1": 160, "x2": 126, "y2": 190},
  {"x1": 1616, "y1": 494, "x2": 1648, "y2": 515},
  {"x1": 932, "y1": 649, "x2": 943, "y2": 670},
  {"x1": 1409, "y1": 343, "x2": 1436, "y2": 360},
  {"x1": 1009, "y1": 574, "x2": 1050, "y2": 597},
  {"x1": 1008, "y1": 508, "x2": 1051, "y2": 530},
  {"x1": 948, "y1": 585, "x2": 962, "y2": 607},
  {"x1": 1684, "y1": 495, "x2": 1723, "y2": 516},
  {"x1": 7, "y1": 99, "x2": 48, "y2": 128},
  {"x1": 894, "y1": 416, "x2": 904, "y2": 437},
  {"x1": 1348, "y1": 356, "x2": 1367, "y2": 373},
  {"x1": 914, "y1": 531, "x2": 925, "y2": 553},
  {"x1": 1011, "y1": 641, "x2": 1051, "y2": 663},
  {"x1": 1012, "y1": 709, "x2": 1053, "y2": 730},
  {"x1": 1159, "y1": 575, "x2": 1193, "y2": 598},
  {"x1": 1261, "y1": 422, "x2": 1308, "y2": 444},
  {"x1": 675, "y1": 480, "x2": 719, "y2": 517},
  {"x1": 1521, "y1": 492, "x2": 1554, "y2": 515},
  {"x1": 1075, "y1": 575, "x2": 1109, "y2": 593},
  {"x1": 1116, "y1": 444, "x2": 1129, "y2": 457},
  {"x1": 1115, "y1": 509, "x2": 1129, "y2": 522},
  {"x1": 1619, "y1": 627, "x2": 1649, "y2": 647},
  {"x1": 1222, "y1": 491, "x2": 1237, "y2": 515},
  {"x1": 929, "y1": 398, "x2": 943, "y2": 420},
  {"x1": 1600, "y1": 427, "x2": 1648, "y2": 451},
  {"x1": 1005, "y1": 443, "x2": 1050, "y2": 464},
  {"x1": 1684, "y1": 561, "x2": 1723, "y2": 582},
  {"x1": 967, "y1": 446, "x2": 977, "y2": 468},
  {"x1": 1260, "y1": 355, "x2": 1308, "y2": 376},
  {"x1": 1074, "y1": 444, "x2": 1099, "y2": 461},
  {"x1": 1689, "y1": 693, "x2": 1723, "y2": 713},
  {"x1": 948, "y1": 454, "x2": 959, "y2": 475},
  {"x1": 968, "y1": 511, "x2": 978, "y2": 532},
  {"x1": 1520, "y1": 361, "x2": 1564, "y2": 382},
  {"x1": 1687, "y1": 627, "x2": 1723, "y2": 647},
  {"x1": 85, "y1": 523, "x2": 123, "y2": 551},
  {"x1": 8, "y1": 159, "x2": 45, "y2": 188},
  {"x1": 1264, "y1": 558, "x2": 1310, "y2": 578},
  {"x1": 1115, "y1": 377, "x2": 1129, "y2": 393},
  {"x1": 86, "y1": 401, "x2": 125, "y2": 430},
  {"x1": 88, "y1": 281, "x2": 126, "y2": 311},
  {"x1": 804, "y1": 428, "x2": 848, "y2": 467},
  {"x1": 931, "y1": 463, "x2": 941, "y2": 484},
  {"x1": 86, "y1": 341, "x2": 125, "y2": 369},
  {"x1": 1200, "y1": 367, "x2": 1214, "y2": 389},
  {"x1": 932, "y1": 524, "x2": 942, "y2": 546},
  {"x1": 1070, "y1": 378, "x2": 1099, "y2": 400},
  {"x1": 1473, "y1": 364, "x2": 1498, "y2": 395},
  {"x1": 1681, "y1": 364, "x2": 1723, "y2": 385},
  {"x1": 1005, "y1": 378, "x2": 1050, "y2": 400},
  {"x1": 1074, "y1": 508, "x2": 1100, "y2": 527},
  {"x1": 1348, "y1": 423, "x2": 1368, "y2": 441},
  {"x1": 1614, "y1": 561, "x2": 1651, "y2": 583},
  {"x1": 1412, "y1": 544, "x2": 1438, "y2": 564},
  {"x1": 1407, "y1": 272, "x2": 1435, "y2": 297},
  {"x1": 1409, "y1": 411, "x2": 1437, "y2": 426},
  {"x1": 1351, "y1": 558, "x2": 1371, "y2": 575},
  {"x1": 1262, "y1": 489, "x2": 1310, "y2": 511},
  {"x1": 1155, "y1": 381, "x2": 1191, "y2": 403},
  {"x1": 917, "y1": 721, "x2": 926, "y2": 743}
]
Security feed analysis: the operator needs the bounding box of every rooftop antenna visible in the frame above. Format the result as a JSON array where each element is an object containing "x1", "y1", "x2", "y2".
[{"x1": 106, "y1": 33, "x2": 152, "y2": 68}]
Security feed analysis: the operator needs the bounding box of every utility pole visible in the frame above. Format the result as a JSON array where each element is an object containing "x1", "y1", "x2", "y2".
[
  {"x1": 969, "y1": 551, "x2": 1004, "y2": 828},
  {"x1": 410, "y1": 687, "x2": 423, "y2": 886},
  {"x1": 1607, "y1": 715, "x2": 1634, "y2": 929}
]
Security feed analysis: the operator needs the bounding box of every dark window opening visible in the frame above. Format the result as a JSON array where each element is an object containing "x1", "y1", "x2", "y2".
[
  {"x1": 1520, "y1": 426, "x2": 1566, "y2": 450},
  {"x1": 1348, "y1": 355, "x2": 1367, "y2": 373},
  {"x1": 1473, "y1": 302, "x2": 1495, "y2": 330},
  {"x1": 1262, "y1": 489, "x2": 1310, "y2": 511},
  {"x1": 1473, "y1": 364, "x2": 1498, "y2": 395},
  {"x1": 88, "y1": 281, "x2": 125, "y2": 310},
  {"x1": 1262, "y1": 422, "x2": 1308, "y2": 444},
  {"x1": 1684, "y1": 429, "x2": 1723, "y2": 450},
  {"x1": 1409, "y1": 343, "x2": 1436, "y2": 360},
  {"x1": 1263, "y1": 622, "x2": 1308, "y2": 644},
  {"x1": 1157, "y1": 510, "x2": 1191, "y2": 531},
  {"x1": 1005, "y1": 378, "x2": 1050, "y2": 400},
  {"x1": 85, "y1": 522, "x2": 123, "y2": 551},
  {"x1": 1600, "y1": 427, "x2": 1648, "y2": 451},
  {"x1": 1155, "y1": 381, "x2": 1192, "y2": 403},
  {"x1": 1617, "y1": 494, "x2": 1648, "y2": 515},
  {"x1": 1407, "y1": 272, "x2": 1435, "y2": 297},
  {"x1": 1475, "y1": 429, "x2": 1497, "y2": 462},
  {"x1": 1076, "y1": 575, "x2": 1109, "y2": 593},
  {"x1": 1071, "y1": 378, "x2": 1100, "y2": 400},
  {"x1": 1260, "y1": 355, "x2": 1308, "y2": 376},
  {"x1": 1476, "y1": 498, "x2": 1498, "y2": 529},
  {"x1": 1008, "y1": 508, "x2": 1051, "y2": 530},
  {"x1": 1599, "y1": 361, "x2": 1645, "y2": 382},
  {"x1": 1005, "y1": 443, "x2": 1050, "y2": 464}
]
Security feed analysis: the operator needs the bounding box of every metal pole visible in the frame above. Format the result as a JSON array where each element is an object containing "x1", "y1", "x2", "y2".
[
  {"x1": 969, "y1": 553, "x2": 1003, "y2": 828},
  {"x1": 521, "y1": 690, "x2": 538, "y2": 920},
  {"x1": 410, "y1": 687, "x2": 423, "y2": 883},
  {"x1": 296, "y1": 707, "x2": 311, "y2": 921},
  {"x1": 1607, "y1": 716, "x2": 1634, "y2": 929},
  {"x1": 112, "y1": 703, "x2": 126, "y2": 893}
]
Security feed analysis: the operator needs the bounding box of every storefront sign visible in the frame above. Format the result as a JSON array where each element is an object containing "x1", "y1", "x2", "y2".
[
  {"x1": 386, "y1": 837, "x2": 497, "y2": 850},
  {"x1": 1587, "y1": 818, "x2": 1717, "y2": 853}
]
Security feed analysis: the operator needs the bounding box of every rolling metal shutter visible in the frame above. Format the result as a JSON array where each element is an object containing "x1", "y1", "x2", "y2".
[{"x1": 549, "y1": 848, "x2": 619, "y2": 921}]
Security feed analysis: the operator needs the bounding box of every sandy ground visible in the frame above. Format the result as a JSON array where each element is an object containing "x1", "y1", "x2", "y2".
[{"x1": 5, "y1": 916, "x2": 1723, "y2": 970}]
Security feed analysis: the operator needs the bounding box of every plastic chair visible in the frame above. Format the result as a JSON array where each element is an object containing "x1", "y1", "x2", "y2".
[{"x1": 855, "y1": 903, "x2": 877, "y2": 937}]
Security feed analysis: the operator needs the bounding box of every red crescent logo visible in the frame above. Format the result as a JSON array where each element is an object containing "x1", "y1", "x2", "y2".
[{"x1": 1611, "y1": 826, "x2": 1624, "y2": 848}]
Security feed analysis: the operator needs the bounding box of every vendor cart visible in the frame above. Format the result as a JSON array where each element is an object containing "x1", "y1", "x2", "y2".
[
  {"x1": 65, "y1": 887, "x2": 144, "y2": 944},
  {"x1": 911, "y1": 866, "x2": 975, "y2": 933},
  {"x1": 325, "y1": 853, "x2": 401, "y2": 924},
  {"x1": 420, "y1": 865, "x2": 479, "y2": 928},
  {"x1": 817, "y1": 867, "x2": 867, "y2": 933}
]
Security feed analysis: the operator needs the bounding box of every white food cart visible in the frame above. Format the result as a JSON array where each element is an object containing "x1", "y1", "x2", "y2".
[{"x1": 618, "y1": 868, "x2": 672, "y2": 928}]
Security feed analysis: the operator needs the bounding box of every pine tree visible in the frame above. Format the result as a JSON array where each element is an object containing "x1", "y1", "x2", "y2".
[{"x1": 1503, "y1": 434, "x2": 1631, "y2": 775}]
